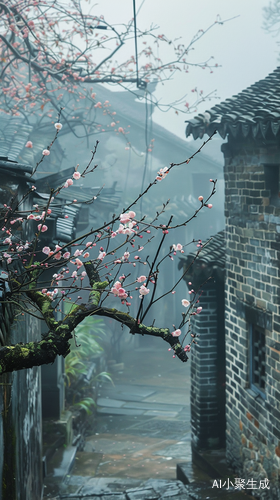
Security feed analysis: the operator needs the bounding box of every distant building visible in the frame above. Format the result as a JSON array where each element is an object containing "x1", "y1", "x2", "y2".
[
  {"x1": 0, "y1": 83, "x2": 224, "y2": 498},
  {"x1": 185, "y1": 66, "x2": 280, "y2": 499}
]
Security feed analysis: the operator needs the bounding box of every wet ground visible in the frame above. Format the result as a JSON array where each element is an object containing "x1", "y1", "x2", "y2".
[{"x1": 44, "y1": 341, "x2": 253, "y2": 499}]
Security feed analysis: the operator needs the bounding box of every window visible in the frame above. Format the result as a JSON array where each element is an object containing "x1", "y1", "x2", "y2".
[
  {"x1": 264, "y1": 164, "x2": 280, "y2": 205},
  {"x1": 249, "y1": 325, "x2": 266, "y2": 399}
]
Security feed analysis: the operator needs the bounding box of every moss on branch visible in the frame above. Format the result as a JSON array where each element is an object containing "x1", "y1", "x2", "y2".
[
  {"x1": 84, "y1": 260, "x2": 108, "y2": 306},
  {"x1": 0, "y1": 330, "x2": 71, "y2": 375},
  {"x1": 0, "y1": 290, "x2": 188, "y2": 374}
]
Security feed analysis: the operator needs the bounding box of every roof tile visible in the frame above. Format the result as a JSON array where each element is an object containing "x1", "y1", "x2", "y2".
[{"x1": 186, "y1": 67, "x2": 280, "y2": 140}]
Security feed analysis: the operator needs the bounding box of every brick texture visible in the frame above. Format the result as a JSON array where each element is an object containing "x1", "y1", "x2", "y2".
[{"x1": 222, "y1": 139, "x2": 280, "y2": 500}]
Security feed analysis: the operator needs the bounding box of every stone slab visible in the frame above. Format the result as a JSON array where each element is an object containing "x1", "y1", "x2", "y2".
[
  {"x1": 100, "y1": 391, "x2": 145, "y2": 402},
  {"x1": 78, "y1": 476, "x2": 142, "y2": 495},
  {"x1": 97, "y1": 407, "x2": 145, "y2": 416},
  {"x1": 143, "y1": 410, "x2": 179, "y2": 418},
  {"x1": 97, "y1": 397, "x2": 125, "y2": 408},
  {"x1": 123, "y1": 402, "x2": 185, "y2": 412},
  {"x1": 101, "y1": 383, "x2": 156, "y2": 398},
  {"x1": 153, "y1": 442, "x2": 191, "y2": 460}
]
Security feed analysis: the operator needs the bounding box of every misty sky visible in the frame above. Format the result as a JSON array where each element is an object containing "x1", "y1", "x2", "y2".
[{"x1": 94, "y1": 0, "x2": 279, "y2": 140}]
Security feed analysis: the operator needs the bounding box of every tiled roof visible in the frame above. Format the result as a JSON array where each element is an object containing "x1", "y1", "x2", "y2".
[
  {"x1": 185, "y1": 67, "x2": 280, "y2": 140},
  {"x1": 178, "y1": 230, "x2": 225, "y2": 288},
  {"x1": 0, "y1": 157, "x2": 33, "y2": 178}
]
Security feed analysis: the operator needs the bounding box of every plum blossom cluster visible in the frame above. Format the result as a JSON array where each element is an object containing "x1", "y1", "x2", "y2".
[
  {"x1": 113, "y1": 211, "x2": 137, "y2": 237},
  {"x1": 111, "y1": 281, "x2": 128, "y2": 300},
  {"x1": 139, "y1": 284, "x2": 150, "y2": 298},
  {"x1": 64, "y1": 170, "x2": 81, "y2": 188},
  {"x1": 156, "y1": 166, "x2": 168, "y2": 181},
  {"x1": 41, "y1": 288, "x2": 58, "y2": 300},
  {"x1": 172, "y1": 243, "x2": 184, "y2": 253}
]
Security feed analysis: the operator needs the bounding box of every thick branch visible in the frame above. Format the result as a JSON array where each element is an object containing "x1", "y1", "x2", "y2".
[{"x1": 0, "y1": 297, "x2": 188, "y2": 374}]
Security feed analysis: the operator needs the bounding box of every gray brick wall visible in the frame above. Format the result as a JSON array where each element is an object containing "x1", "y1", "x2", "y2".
[
  {"x1": 222, "y1": 139, "x2": 280, "y2": 500},
  {"x1": 191, "y1": 281, "x2": 226, "y2": 450}
]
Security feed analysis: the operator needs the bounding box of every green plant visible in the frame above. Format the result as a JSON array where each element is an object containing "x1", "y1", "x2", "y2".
[
  {"x1": 65, "y1": 317, "x2": 105, "y2": 381},
  {"x1": 73, "y1": 397, "x2": 96, "y2": 416},
  {"x1": 64, "y1": 316, "x2": 112, "y2": 411}
]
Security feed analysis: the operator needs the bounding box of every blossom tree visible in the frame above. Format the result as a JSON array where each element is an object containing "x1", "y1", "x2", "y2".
[
  {"x1": 0, "y1": 122, "x2": 216, "y2": 375},
  {"x1": 0, "y1": 0, "x2": 226, "y2": 135}
]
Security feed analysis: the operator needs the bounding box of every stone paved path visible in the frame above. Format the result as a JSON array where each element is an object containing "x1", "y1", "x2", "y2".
[{"x1": 44, "y1": 344, "x2": 252, "y2": 499}]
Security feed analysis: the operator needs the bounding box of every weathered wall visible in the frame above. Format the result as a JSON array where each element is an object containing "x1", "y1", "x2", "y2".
[
  {"x1": 223, "y1": 138, "x2": 280, "y2": 500},
  {"x1": 0, "y1": 312, "x2": 43, "y2": 500},
  {"x1": 0, "y1": 171, "x2": 43, "y2": 499},
  {"x1": 190, "y1": 282, "x2": 225, "y2": 450}
]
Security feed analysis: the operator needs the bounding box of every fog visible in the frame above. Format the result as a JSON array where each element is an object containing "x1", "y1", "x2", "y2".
[{"x1": 94, "y1": 0, "x2": 278, "y2": 139}]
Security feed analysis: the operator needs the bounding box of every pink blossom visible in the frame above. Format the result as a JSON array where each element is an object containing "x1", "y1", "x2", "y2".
[
  {"x1": 85, "y1": 241, "x2": 92, "y2": 247},
  {"x1": 173, "y1": 243, "x2": 183, "y2": 252},
  {"x1": 73, "y1": 171, "x2": 81, "y2": 180},
  {"x1": 94, "y1": 101, "x2": 102, "y2": 108},
  {"x1": 91, "y1": 93, "x2": 96, "y2": 99},
  {"x1": 111, "y1": 281, "x2": 128, "y2": 299},
  {"x1": 197, "y1": 306, "x2": 203, "y2": 314},
  {"x1": 41, "y1": 289, "x2": 47, "y2": 294},
  {"x1": 207, "y1": 204, "x2": 213, "y2": 209},
  {"x1": 42, "y1": 149, "x2": 50, "y2": 156},
  {"x1": 137, "y1": 275, "x2": 146, "y2": 283},
  {"x1": 118, "y1": 127, "x2": 124, "y2": 133},
  {"x1": 111, "y1": 122, "x2": 116, "y2": 127},
  {"x1": 120, "y1": 213, "x2": 130, "y2": 224},
  {"x1": 111, "y1": 231, "x2": 117, "y2": 238},
  {"x1": 113, "y1": 281, "x2": 122, "y2": 290},
  {"x1": 66, "y1": 178, "x2": 73, "y2": 187},
  {"x1": 98, "y1": 251, "x2": 106, "y2": 260},
  {"x1": 156, "y1": 166, "x2": 168, "y2": 181},
  {"x1": 7, "y1": 257, "x2": 12, "y2": 264},
  {"x1": 198, "y1": 196, "x2": 203, "y2": 202},
  {"x1": 171, "y1": 329, "x2": 181, "y2": 337},
  {"x1": 27, "y1": 214, "x2": 35, "y2": 220},
  {"x1": 75, "y1": 258, "x2": 83, "y2": 268},
  {"x1": 38, "y1": 224, "x2": 48, "y2": 232},
  {"x1": 54, "y1": 122, "x2": 63, "y2": 130},
  {"x1": 117, "y1": 224, "x2": 125, "y2": 234},
  {"x1": 139, "y1": 285, "x2": 150, "y2": 297},
  {"x1": 118, "y1": 288, "x2": 128, "y2": 299},
  {"x1": 123, "y1": 251, "x2": 130, "y2": 261},
  {"x1": 124, "y1": 223, "x2": 135, "y2": 235},
  {"x1": 25, "y1": 141, "x2": 33, "y2": 148},
  {"x1": 184, "y1": 345, "x2": 191, "y2": 352},
  {"x1": 83, "y1": 252, "x2": 90, "y2": 258},
  {"x1": 74, "y1": 249, "x2": 83, "y2": 257},
  {"x1": 72, "y1": 271, "x2": 78, "y2": 278},
  {"x1": 42, "y1": 246, "x2": 51, "y2": 255},
  {"x1": 81, "y1": 271, "x2": 87, "y2": 277},
  {"x1": 182, "y1": 299, "x2": 190, "y2": 307},
  {"x1": 128, "y1": 211, "x2": 136, "y2": 219},
  {"x1": 53, "y1": 246, "x2": 62, "y2": 260}
]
